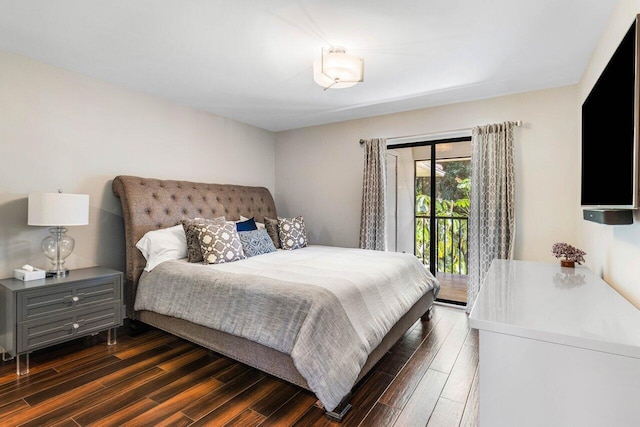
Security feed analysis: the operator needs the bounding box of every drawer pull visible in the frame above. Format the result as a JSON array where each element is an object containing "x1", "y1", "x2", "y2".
[
  {"x1": 72, "y1": 296, "x2": 80, "y2": 302},
  {"x1": 72, "y1": 323, "x2": 80, "y2": 329}
]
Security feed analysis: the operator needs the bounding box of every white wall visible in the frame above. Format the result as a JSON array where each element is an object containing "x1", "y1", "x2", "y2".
[
  {"x1": 0, "y1": 50, "x2": 275, "y2": 278},
  {"x1": 275, "y1": 85, "x2": 579, "y2": 263},
  {"x1": 577, "y1": 0, "x2": 640, "y2": 308}
]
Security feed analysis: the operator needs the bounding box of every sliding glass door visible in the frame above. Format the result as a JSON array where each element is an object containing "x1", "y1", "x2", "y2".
[
  {"x1": 414, "y1": 140, "x2": 471, "y2": 305},
  {"x1": 386, "y1": 152, "x2": 398, "y2": 252},
  {"x1": 387, "y1": 137, "x2": 471, "y2": 305}
]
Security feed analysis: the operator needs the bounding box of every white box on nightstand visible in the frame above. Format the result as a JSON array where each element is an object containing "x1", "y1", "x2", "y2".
[{"x1": 13, "y1": 268, "x2": 46, "y2": 281}]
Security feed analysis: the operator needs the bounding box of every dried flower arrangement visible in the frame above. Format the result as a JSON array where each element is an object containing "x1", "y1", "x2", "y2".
[{"x1": 551, "y1": 242, "x2": 586, "y2": 265}]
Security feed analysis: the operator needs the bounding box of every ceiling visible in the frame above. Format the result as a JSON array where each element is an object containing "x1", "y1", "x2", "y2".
[{"x1": 0, "y1": 0, "x2": 618, "y2": 132}]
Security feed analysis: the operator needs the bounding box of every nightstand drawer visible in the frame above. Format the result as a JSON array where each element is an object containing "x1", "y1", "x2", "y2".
[
  {"x1": 17, "y1": 301, "x2": 121, "y2": 353},
  {"x1": 74, "y1": 276, "x2": 121, "y2": 307},
  {"x1": 18, "y1": 275, "x2": 121, "y2": 321}
]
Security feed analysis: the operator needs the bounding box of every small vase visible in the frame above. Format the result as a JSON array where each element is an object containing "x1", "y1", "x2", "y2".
[{"x1": 561, "y1": 260, "x2": 575, "y2": 268}]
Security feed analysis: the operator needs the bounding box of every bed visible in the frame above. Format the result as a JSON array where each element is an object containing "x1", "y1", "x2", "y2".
[{"x1": 112, "y1": 175, "x2": 439, "y2": 421}]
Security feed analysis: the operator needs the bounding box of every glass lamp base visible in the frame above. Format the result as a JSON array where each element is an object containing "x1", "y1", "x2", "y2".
[
  {"x1": 42, "y1": 227, "x2": 75, "y2": 278},
  {"x1": 46, "y1": 268, "x2": 69, "y2": 278}
]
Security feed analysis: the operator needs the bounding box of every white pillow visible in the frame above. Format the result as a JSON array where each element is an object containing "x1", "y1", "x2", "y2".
[
  {"x1": 240, "y1": 215, "x2": 266, "y2": 230},
  {"x1": 136, "y1": 225, "x2": 187, "y2": 271}
]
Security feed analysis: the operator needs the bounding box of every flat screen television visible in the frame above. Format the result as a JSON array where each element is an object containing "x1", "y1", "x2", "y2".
[{"x1": 581, "y1": 16, "x2": 639, "y2": 209}]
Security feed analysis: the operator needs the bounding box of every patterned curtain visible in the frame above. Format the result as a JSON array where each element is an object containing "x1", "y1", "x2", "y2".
[
  {"x1": 359, "y1": 138, "x2": 387, "y2": 251},
  {"x1": 467, "y1": 122, "x2": 516, "y2": 313}
]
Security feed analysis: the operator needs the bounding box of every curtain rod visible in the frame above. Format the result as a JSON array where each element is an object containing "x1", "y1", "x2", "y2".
[{"x1": 360, "y1": 121, "x2": 522, "y2": 144}]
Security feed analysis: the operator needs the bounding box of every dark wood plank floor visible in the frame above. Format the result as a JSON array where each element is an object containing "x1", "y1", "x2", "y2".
[
  {"x1": 0, "y1": 306, "x2": 477, "y2": 426},
  {"x1": 436, "y1": 274, "x2": 468, "y2": 305}
]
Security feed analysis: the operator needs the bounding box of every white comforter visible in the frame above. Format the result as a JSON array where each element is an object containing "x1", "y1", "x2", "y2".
[
  {"x1": 207, "y1": 245, "x2": 439, "y2": 354},
  {"x1": 135, "y1": 245, "x2": 439, "y2": 411}
]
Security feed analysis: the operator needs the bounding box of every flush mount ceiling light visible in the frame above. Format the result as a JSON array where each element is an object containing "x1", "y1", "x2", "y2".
[{"x1": 313, "y1": 47, "x2": 364, "y2": 90}]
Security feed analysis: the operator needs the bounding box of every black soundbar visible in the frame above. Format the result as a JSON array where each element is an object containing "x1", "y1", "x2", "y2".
[{"x1": 583, "y1": 209, "x2": 634, "y2": 225}]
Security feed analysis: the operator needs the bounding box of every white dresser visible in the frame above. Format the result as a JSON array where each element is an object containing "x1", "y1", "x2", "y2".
[{"x1": 469, "y1": 259, "x2": 640, "y2": 427}]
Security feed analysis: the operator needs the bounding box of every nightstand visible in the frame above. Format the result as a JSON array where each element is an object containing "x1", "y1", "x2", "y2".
[{"x1": 0, "y1": 266, "x2": 123, "y2": 375}]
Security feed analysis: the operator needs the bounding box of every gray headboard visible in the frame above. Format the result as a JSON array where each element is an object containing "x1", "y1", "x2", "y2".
[{"x1": 112, "y1": 175, "x2": 277, "y2": 319}]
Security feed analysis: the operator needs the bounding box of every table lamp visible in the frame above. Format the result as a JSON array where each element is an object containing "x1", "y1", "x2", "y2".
[{"x1": 28, "y1": 191, "x2": 89, "y2": 277}]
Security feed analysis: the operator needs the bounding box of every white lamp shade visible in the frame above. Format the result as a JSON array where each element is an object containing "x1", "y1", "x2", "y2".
[
  {"x1": 28, "y1": 193, "x2": 90, "y2": 226},
  {"x1": 313, "y1": 48, "x2": 364, "y2": 89}
]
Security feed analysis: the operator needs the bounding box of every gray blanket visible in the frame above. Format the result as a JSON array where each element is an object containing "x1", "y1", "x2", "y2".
[{"x1": 135, "y1": 246, "x2": 438, "y2": 411}]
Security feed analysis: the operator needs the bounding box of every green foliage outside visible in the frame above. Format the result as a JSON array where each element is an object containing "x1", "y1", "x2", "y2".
[{"x1": 415, "y1": 159, "x2": 471, "y2": 274}]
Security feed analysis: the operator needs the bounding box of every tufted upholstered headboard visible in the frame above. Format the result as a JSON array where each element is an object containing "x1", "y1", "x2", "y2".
[{"x1": 112, "y1": 175, "x2": 277, "y2": 319}]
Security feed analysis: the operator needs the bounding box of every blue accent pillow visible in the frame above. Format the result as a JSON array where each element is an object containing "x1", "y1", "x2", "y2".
[
  {"x1": 238, "y1": 229, "x2": 276, "y2": 257},
  {"x1": 236, "y1": 217, "x2": 258, "y2": 232}
]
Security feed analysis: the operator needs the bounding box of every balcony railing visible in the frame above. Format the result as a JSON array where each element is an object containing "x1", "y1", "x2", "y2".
[{"x1": 415, "y1": 215, "x2": 469, "y2": 275}]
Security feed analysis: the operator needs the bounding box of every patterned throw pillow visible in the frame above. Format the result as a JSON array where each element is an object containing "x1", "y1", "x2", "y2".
[
  {"x1": 278, "y1": 216, "x2": 308, "y2": 250},
  {"x1": 194, "y1": 221, "x2": 246, "y2": 265},
  {"x1": 238, "y1": 229, "x2": 276, "y2": 257},
  {"x1": 181, "y1": 216, "x2": 226, "y2": 263},
  {"x1": 264, "y1": 217, "x2": 281, "y2": 249}
]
